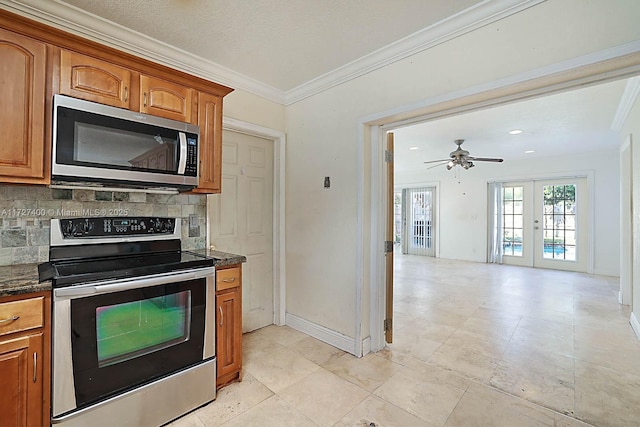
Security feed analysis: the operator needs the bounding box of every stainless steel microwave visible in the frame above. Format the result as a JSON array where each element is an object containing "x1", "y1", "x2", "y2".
[{"x1": 52, "y1": 94, "x2": 200, "y2": 191}]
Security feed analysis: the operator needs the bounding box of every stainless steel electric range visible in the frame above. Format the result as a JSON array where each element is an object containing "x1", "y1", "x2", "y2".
[{"x1": 39, "y1": 216, "x2": 216, "y2": 427}]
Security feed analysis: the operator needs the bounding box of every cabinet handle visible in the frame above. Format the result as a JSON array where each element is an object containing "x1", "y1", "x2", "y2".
[
  {"x1": 143, "y1": 92, "x2": 147, "y2": 107},
  {"x1": 219, "y1": 306, "x2": 223, "y2": 327},
  {"x1": 33, "y1": 352, "x2": 37, "y2": 383},
  {"x1": 124, "y1": 86, "x2": 128, "y2": 102},
  {"x1": 0, "y1": 315, "x2": 19, "y2": 324},
  {"x1": 222, "y1": 278, "x2": 236, "y2": 283}
]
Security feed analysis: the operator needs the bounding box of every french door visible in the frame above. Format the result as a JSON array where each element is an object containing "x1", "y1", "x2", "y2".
[{"x1": 500, "y1": 178, "x2": 588, "y2": 272}]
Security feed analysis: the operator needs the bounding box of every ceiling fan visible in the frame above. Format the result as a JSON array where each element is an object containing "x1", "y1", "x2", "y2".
[{"x1": 424, "y1": 139, "x2": 504, "y2": 170}]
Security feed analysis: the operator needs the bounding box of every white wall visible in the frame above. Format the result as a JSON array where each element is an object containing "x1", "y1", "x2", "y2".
[
  {"x1": 396, "y1": 150, "x2": 620, "y2": 276},
  {"x1": 621, "y1": 93, "x2": 640, "y2": 337},
  {"x1": 284, "y1": 0, "x2": 640, "y2": 342}
]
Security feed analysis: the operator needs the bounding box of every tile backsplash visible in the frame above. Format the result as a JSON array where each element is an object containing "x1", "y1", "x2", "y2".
[{"x1": 0, "y1": 185, "x2": 207, "y2": 266}]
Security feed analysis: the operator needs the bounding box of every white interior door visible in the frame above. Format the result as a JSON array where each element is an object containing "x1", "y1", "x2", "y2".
[
  {"x1": 533, "y1": 178, "x2": 588, "y2": 272},
  {"x1": 208, "y1": 130, "x2": 274, "y2": 332}
]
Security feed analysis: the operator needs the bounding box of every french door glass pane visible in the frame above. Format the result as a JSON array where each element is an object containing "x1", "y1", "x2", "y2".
[
  {"x1": 542, "y1": 184, "x2": 576, "y2": 260},
  {"x1": 502, "y1": 185, "x2": 524, "y2": 257}
]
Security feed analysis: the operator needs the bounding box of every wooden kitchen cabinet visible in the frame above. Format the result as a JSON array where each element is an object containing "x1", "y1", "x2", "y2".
[
  {"x1": 0, "y1": 292, "x2": 51, "y2": 427},
  {"x1": 59, "y1": 50, "x2": 132, "y2": 109},
  {"x1": 0, "y1": 28, "x2": 48, "y2": 184},
  {"x1": 140, "y1": 75, "x2": 193, "y2": 123},
  {"x1": 216, "y1": 264, "x2": 242, "y2": 388},
  {"x1": 191, "y1": 92, "x2": 223, "y2": 193}
]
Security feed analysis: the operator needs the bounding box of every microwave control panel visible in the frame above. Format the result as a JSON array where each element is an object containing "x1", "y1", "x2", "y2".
[
  {"x1": 185, "y1": 137, "x2": 198, "y2": 176},
  {"x1": 60, "y1": 217, "x2": 176, "y2": 238}
]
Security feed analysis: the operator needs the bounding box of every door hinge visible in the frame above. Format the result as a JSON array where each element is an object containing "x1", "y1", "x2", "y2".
[
  {"x1": 385, "y1": 150, "x2": 394, "y2": 162},
  {"x1": 384, "y1": 240, "x2": 393, "y2": 253},
  {"x1": 384, "y1": 318, "x2": 392, "y2": 331}
]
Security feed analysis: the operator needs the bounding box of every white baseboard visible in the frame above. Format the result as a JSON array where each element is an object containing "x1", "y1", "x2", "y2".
[
  {"x1": 361, "y1": 336, "x2": 371, "y2": 356},
  {"x1": 631, "y1": 312, "x2": 640, "y2": 340},
  {"x1": 285, "y1": 313, "x2": 356, "y2": 355}
]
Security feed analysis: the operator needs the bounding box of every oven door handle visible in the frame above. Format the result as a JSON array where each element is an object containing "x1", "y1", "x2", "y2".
[{"x1": 55, "y1": 268, "x2": 214, "y2": 299}]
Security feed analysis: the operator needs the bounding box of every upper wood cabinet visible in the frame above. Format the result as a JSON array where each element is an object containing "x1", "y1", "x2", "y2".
[
  {"x1": 140, "y1": 75, "x2": 193, "y2": 123},
  {"x1": 0, "y1": 28, "x2": 48, "y2": 184},
  {"x1": 60, "y1": 50, "x2": 131, "y2": 109},
  {"x1": 191, "y1": 92, "x2": 223, "y2": 193},
  {"x1": 59, "y1": 51, "x2": 193, "y2": 123}
]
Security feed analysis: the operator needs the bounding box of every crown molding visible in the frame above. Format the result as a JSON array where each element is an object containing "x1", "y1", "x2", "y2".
[
  {"x1": 0, "y1": 0, "x2": 543, "y2": 107},
  {"x1": 284, "y1": 0, "x2": 545, "y2": 105},
  {"x1": 611, "y1": 76, "x2": 640, "y2": 132},
  {"x1": 0, "y1": 0, "x2": 286, "y2": 104}
]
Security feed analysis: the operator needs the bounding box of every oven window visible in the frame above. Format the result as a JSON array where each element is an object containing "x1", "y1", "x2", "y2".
[{"x1": 96, "y1": 291, "x2": 191, "y2": 367}]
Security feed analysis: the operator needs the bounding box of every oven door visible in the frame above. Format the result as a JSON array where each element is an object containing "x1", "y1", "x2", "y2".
[{"x1": 52, "y1": 267, "x2": 215, "y2": 418}]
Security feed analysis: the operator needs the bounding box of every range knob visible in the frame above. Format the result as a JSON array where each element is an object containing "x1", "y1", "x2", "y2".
[
  {"x1": 80, "y1": 219, "x2": 94, "y2": 234},
  {"x1": 64, "y1": 220, "x2": 77, "y2": 236}
]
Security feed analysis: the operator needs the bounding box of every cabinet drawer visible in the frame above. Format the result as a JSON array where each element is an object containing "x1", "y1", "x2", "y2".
[
  {"x1": 216, "y1": 266, "x2": 241, "y2": 291},
  {"x1": 0, "y1": 296, "x2": 44, "y2": 337}
]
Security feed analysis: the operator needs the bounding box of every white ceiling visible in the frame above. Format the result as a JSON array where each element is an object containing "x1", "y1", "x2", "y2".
[
  {"x1": 392, "y1": 79, "x2": 629, "y2": 172},
  {"x1": 58, "y1": 0, "x2": 483, "y2": 91}
]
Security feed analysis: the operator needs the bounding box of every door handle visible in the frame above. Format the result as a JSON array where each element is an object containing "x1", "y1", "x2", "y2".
[
  {"x1": 33, "y1": 352, "x2": 37, "y2": 383},
  {"x1": 219, "y1": 306, "x2": 223, "y2": 327},
  {"x1": 124, "y1": 86, "x2": 128, "y2": 102},
  {"x1": 143, "y1": 92, "x2": 147, "y2": 107}
]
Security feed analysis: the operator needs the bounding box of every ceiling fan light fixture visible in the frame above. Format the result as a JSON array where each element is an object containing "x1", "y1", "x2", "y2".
[{"x1": 446, "y1": 161, "x2": 454, "y2": 170}]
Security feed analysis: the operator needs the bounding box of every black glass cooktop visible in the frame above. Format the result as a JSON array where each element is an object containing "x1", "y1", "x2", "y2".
[{"x1": 39, "y1": 249, "x2": 213, "y2": 287}]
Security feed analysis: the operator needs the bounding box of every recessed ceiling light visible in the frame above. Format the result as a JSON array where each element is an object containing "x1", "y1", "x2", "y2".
[
  {"x1": 525, "y1": 150, "x2": 535, "y2": 154},
  {"x1": 408, "y1": 146, "x2": 419, "y2": 150},
  {"x1": 509, "y1": 129, "x2": 523, "y2": 135}
]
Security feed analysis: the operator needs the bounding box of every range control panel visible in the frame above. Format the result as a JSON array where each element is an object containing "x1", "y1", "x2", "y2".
[{"x1": 59, "y1": 217, "x2": 176, "y2": 238}]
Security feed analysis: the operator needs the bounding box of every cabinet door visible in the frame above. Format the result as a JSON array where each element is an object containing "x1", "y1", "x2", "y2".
[
  {"x1": 191, "y1": 92, "x2": 223, "y2": 193},
  {"x1": 140, "y1": 75, "x2": 192, "y2": 122},
  {"x1": 60, "y1": 50, "x2": 131, "y2": 109},
  {"x1": 0, "y1": 333, "x2": 44, "y2": 427},
  {"x1": 216, "y1": 288, "x2": 242, "y2": 380},
  {"x1": 0, "y1": 29, "x2": 47, "y2": 183}
]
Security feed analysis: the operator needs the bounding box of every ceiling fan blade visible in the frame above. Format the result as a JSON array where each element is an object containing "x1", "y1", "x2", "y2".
[
  {"x1": 467, "y1": 157, "x2": 503, "y2": 163},
  {"x1": 423, "y1": 159, "x2": 450, "y2": 164},
  {"x1": 425, "y1": 161, "x2": 448, "y2": 170}
]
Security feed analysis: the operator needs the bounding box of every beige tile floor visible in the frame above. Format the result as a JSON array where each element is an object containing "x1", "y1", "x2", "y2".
[{"x1": 169, "y1": 255, "x2": 640, "y2": 427}]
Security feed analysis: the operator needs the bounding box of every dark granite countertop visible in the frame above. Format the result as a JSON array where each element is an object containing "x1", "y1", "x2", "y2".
[
  {"x1": 0, "y1": 249, "x2": 245, "y2": 298},
  {"x1": 0, "y1": 263, "x2": 51, "y2": 298},
  {"x1": 186, "y1": 249, "x2": 247, "y2": 267}
]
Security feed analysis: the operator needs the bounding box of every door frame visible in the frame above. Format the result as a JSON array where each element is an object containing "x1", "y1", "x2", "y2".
[
  {"x1": 359, "y1": 45, "x2": 640, "y2": 355},
  {"x1": 206, "y1": 117, "x2": 286, "y2": 326}
]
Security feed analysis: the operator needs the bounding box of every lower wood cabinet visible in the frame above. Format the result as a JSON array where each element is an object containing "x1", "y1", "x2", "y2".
[
  {"x1": 215, "y1": 265, "x2": 242, "y2": 389},
  {"x1": 0, "y1": 292, "x2": 51, "y2": 427}
]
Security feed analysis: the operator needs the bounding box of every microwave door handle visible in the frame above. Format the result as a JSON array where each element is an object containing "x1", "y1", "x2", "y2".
[{"x1": 177, "y1": 132, "x2": 187, "y2": 175}]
